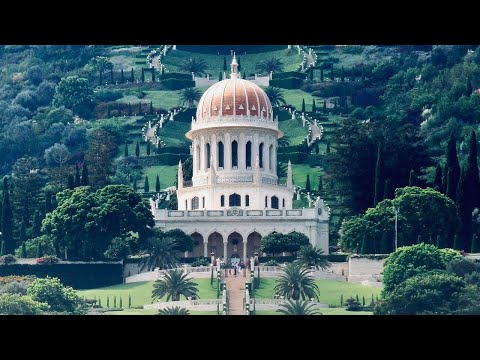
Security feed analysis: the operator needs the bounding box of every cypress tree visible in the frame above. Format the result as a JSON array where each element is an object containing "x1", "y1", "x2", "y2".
[
  {"x1": 121, "y1": 69, "x2": 125, "y2": 83},
  {"x1": 453, "y1": 234, "x2": 462, "y2": 250},
  {"x1": 305, "y1": 174, "x2": 311, "y2": 192},
  {"x1": 119, "y1": 297, "x2": 123, "y2": 308},
  {"x1": 128, "y1": 103, "x2": 132, "y2": 116},
  {"x1": 135, "y1": 141, "x2": 140, "y2": 157},
  {"x1": 434, "y1": 164, "x2": 443, "y2": 192},
  {"x1": 155, "y1": 175, "x2": 160, "y2": 192},
  {"x1": 133, "y1": 178, "x2": 138, "y2": 191},
  {"x1": 81, "y1": 164, "x2": 89, "y2": 186},
  {"x1": 19, "y1": 219, "x2": 26, "y2": 245},
  {"x1": 152, "y1": 70, "x2": 155, "y2": 82},
  {"x1": 371, "y1": 294, "x2": 375, "y2": 306},
  {"x1": 67, "y1": 174, "x2": 75, "y2": 190},
  {"x1": 21, "y1": 241, "x2": 26, "y2": 258},
  {"x1": 110, "y1": 68, "x2": 113, "y2": 83},
  {"x1": 237, "y1": 57, "x2": 241, "y2": 72},
  {"x1": 146, "y1": 140, "x2": 151, "y2": 156},
  {"x1": 124, "y1": 143, "x2": 129, "y2": 158},
  {"x1": 409, "y1": 169, "x2": 416, "y2": 187},
  {"x1": 417, "y1": 234, "x2": 422, "y2": 244},
  {"x1": 131, "y1": 68, "x2": 134, "y2": 82},
  {"x1": 383, "y1": 179, "x2": 391, "y2": 200},
  {"x1": 144, "y1": 176, "x2": 149, "y2": 193},
  {"x1": 362, "y1": 296, "x2": 365, "y2": 306},
  {"x1": 36, "y1": 242, "x2": 43, "y2": 257},
  {"x1": 341, "y1": 66, "x2": 345, "y2": 81},
  {"x1": 128, "y1": 294, "x2": 132, "y2": 308},
  {"x1": 31, "y1": 210, "x2": 41, "y2": 239},
  {"x1": 223, "y1": 56, "x2": 227, "y2": 71},
  {"x1": 326, "y1": 141, "x2": 331, "y2": 154},
  {"x1": 138, "y1": 102, "x2": 142, "y2": 115},
  {"x1": 114, "y1": 296, "x2": 117, "y2": 308},
  {"x1": 309, "y1": 67, "x2": 313, "y2": 80},
  {"x1": 436, "y1": 234, "x2": 446, "y2": 249},
  {"x1": 107, "y1": 104, "x2": 111, "y2": 118},
  {"x1": 150, "y1": 101, "x2": 153, "y2": 115},
  {"x1": 1, "y1": 178, "x2": 14, "y2": 255},
  {"x1": 107, "y1": 297, "x2": 110, "y2": 308},
  {"x1": 356, "y1": 294, "x2": 359, "y2": 302},
  {"x1": 330, "y1": 66, "x2": 334, "y2": 80},
  {"x1": 318, "y1": 175, "x2": 323, "y2": 192},
  {"x1": 75, "y1": 163, "x2": 81, "y2": 187},
  {"x1": 457, "y1": 166, "x2": 471, "y2": 251},
  {"x1": 141, "y1": 68, "x2": 145, "y2": 82},
  {"x1": 98, "y1": 298, "x2": 102, "y2": 307},
  {"x1": 312, "y1": 99, "x2": 316, "y2": 113},
  {"x1": 340, "y1": 294, "x2": 343, "y2": 306},
  {"x1": 219, "y1": 72, "x2": 222, "y2": 81},
  {"x1": 45, "y1": 191, "x2": 52, "y2": 214},
  {"x1": 315, "y1": 142, "x2": 319, "y2": 154},
  {"x1": 301, "y1": 98, "x2": 305, "y2": 113},
  {"x1": 380, "y1": 232, "x2": 390, "y2": 254},
  {"x1": 446, "y1": 133, "x2": 460, "y2": 201},
  {"x1": 161, "y1": 67, "x2": 165, "y2": 76},
  {"x1": 361, "y1": 237, "x2": 371, "y2": 254},
  {"x1": 373, "y1": 144, "x2": 383, "y2": 207},
  {"x1": 471, "y1": 234, "x2": 479, "y2": 253},
  {"x1": 323, "y1": 100, "x2": 327, "y2": 114},
  {"x1": 320, "y1": 68, "x2": 324, "y2": 81},
  {"x1": 243, "y1": 71, "x2": 246, "y2": 80},
  {"x1": 361, "y1": 67, "x2": 365, "y2": 82}
]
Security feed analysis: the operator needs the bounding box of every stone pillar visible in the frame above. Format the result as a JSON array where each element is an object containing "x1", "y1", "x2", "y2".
[
  {"x1": 238, "y1": 133, "x2": 245, "y2": 170},
  {"x1": 223, "y1": 241, "x2": 228, "y2": 260},
  {"x1": 243, "y1": 239, "x2": 247, "y2": 261},
  {"x1": 224, "y1": 132, "x2": 231, "y2": 171},
  {"x1": 211, "y1": 133, "x2": 217, "y2": 171},
  {"x1": 193, "y1": 138, "x2": 198, "y2": 176},
  {"x1": 200, "y1": 136, "x2": 206, "y2": 173},
  {"x1": 204, "y1": 241, "x2": 208, "y2": 257}
]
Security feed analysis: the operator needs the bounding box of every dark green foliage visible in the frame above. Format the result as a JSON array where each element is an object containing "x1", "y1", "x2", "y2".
[
  {"x1": 152, "y1": 269, "x2": 199, "y2": 302},
  {"x1": 345, "y1": 297, "x2": 362, "y2": 311},
  {"x1": 1, "y1": 178, "x2": 14, "y2": 255},
  {"x1": 318, "y1": 175, "x2": 323, "y2": 191},
  {"x1": 131, "y1": 68, "x2": 134, "y2": 82},
  {"x1": 158, "y1": 306, "x2": 190, "y2": 315},
  {"x1": 36, "y1": 242, "x2": 43, "y2": 257},
  {"x1": 320, "y1": 68, "x2": 324, "y2": 81},
  {"x1": 446, "y1": 258, "x2": 479, "y2": 277},
  {"x1": 124, "y1": 143, "x2": 128, "y2": 158},
  {"x1": 146, "y1": 140, "x2": 151, "y2": 156},
  {"x1": 362, "y1": 296, "x2": 365, "y2": 306},
  {"x1": 21, "y1": 242, "x2": 27, "y2": 258},
  {"x1": 434, "y1": 164, "x2": 443, "y2": 192},
  {"x1": 361, "y1": 237, "x2": 373, "y2": 254},
  {"x1": 19, "y1": 219, "x2": 26, "y2": 244},
  {"x1": 141, "y1": 68, "x2": 145, "y2": 82},
  {"x1": 446, "y1": 133, "x2": 460, "y2": 202},
  {"x1": 107, "y1": 104, "x2": 111, "y2": 118},
  {"x1": 373, "y1": 144, "x2": 383, "y2": 207},
  {"x1": 312, "y1": 99, "x2": 316, "y2": 113},
  {"x1": 273, "y1": 262, "x2": 320, "y2": 301},
  {"x1": 45, "y1": 191, "x2": 53, "y2": 214},
  {"x1": 144, "y1": 176, "x2": 149, "y2": 193},
  {"x1": 436, "y1": 234, "x2": 447, "y2": 249},
  {"x1": 0, "y1": 241, "x2": 4, "y2": 256},
  {"x1": 120, "y1": 69, "x2": 124, "y2": 83},
  {"x1": 149, "y1": 101, "x2": 153, "y2": 115},
  {"x1": 81, "y1": 164, "x2": 89, "y2": 186},
  {"x1": 75, "y1": 164, "x2": 81, "y2": 187},
  {"x1": 383, "y1": 179, "x2": 391, "y2": 200},
  {"x1": 135, "y1": 141, "x2": 140, "y2": 157},
  {"x1": 297, "y1": 245, "x2": 331, "y2": 270},
  {"x1": 107, "y1": 296, "x2": 109, "y2": 308},
  {"x1": 408, "y1": 169, "x2": 416, "y2": 187},
  {"x1": 323, "y1": 100, "x2": 327, "y2": 114},
  {"x1": 326, "y1": 141, "x2": 330, "y2": 154},
  {"x1": 453, "y1": 234, "x2": 462, "y2": 250},
  {"x1": 276, "y1": 300, "x2": 321, "y2": 315},
  {"x1": 113, "y1": 295, "x2": 116, "y2": 308},
  {"x1": 305, "y1": 174, "x2": 311, "y2": 192},
  {"x1": 356, "y1": 294, "x2": 359, "y2": 302},
  {"x1": 218, "y1": 72, "x2": 222, "y2": 81},
  {"x1": 155, "y1": 175, "x2": 160, "y2": 192},
  {"x1": 472, "y1": 234, "x2": 479, "y2": 253},
  {"x1": 223, "y1": 56, "x2": 227, "y2": 72},
  {"x1": 128, "y1": 294, "x2": 131, "y2": 308},
  {"x1": 301, "y1": 98, "x2": 305, "y2": 113},
  {"x1": 119, "y1": 297, "x2": 122, "y2": 308},
  {"x1": 138, "y1": 102, "x2": 142, "y2": 115},
  {"x1": 67, "y1": 174, "x2": 74, "y2": 190},
  {"x1": 340, "y1": 294, "x2": 343, "y2": 306},
  {"x1": 133, "y1": 179, "x2": 137, "y2": 191},
  {"x1": 315, "y1": 142, "x2": 319, "y2": 154},
  {"x1": 98, "y1": 298, "x2": 102, "y2": 307}
]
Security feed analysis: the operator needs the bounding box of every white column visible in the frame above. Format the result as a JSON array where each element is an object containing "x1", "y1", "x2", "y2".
[
  {"x1": 193, "y1": 138, "x2": 198, "y2": 176},
  {"x1": 253, "y1": 133, "x2": 259, "y2": 171},
  {"x1": 203, "y1": 241, "x2": 208, "y2": 257},
  {"x1": 211, "y1": 133, "x2": 217, "y2": 170},
  {"x1": 223, "y1": 241, "x2": 228, "y2": 260},
  {"x1": 224, "y1": 132, "x2": 231, "y2": 171},
  {"x1": 243, "y1": 239, "x2": 247, "y2": 261},
  {"x1": 239, "y1": 132, "x2": 245, "y2": 170},
  {"x1": 200, "y1": 136, "x2": 206, "y2": 173}
]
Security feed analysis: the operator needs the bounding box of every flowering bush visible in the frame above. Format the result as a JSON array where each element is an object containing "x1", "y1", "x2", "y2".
[
  {"x1": 0, "y1": 276, "x2": 35, "y2": 286},
  {"x1": 0, "y1": 255, "x2": 17, "y2": 265},
  {"x1": 27, "y1": 277, "x2": 81, "y2": 313},
  {"x1": 36, "y1": 256, "x2": 60, "y2": 264}
]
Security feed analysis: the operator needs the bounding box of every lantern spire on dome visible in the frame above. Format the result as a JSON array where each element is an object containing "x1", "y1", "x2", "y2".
[{"x1": 230, "y1": 53, "x2": 239, "y2": 78}]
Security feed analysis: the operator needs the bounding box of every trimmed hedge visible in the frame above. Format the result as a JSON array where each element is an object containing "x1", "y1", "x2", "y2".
[
  {"x1": 176, "y1": 45, "x2": 284, "y2": 54},
  {"x1": 136, "y1": 153, "x2": 190, "y2": 166},
  {"x1": 160, "y1": 72, "x2": 192, "y2": 80},
  {"x1": 272, "y1": 71, "x2": 304, "y2": 80},
  {"x1": 259, "y1": 254, "x2": 348, "y2": 263},
  {"x1": 157, "y1": 146, "x2": 189, "y2": 155},
  {"x1": 269, "y1": 77, "x2": 304, "y2": 89},
  {"x1": 278, "y1": 145, "x2": 303, "y2": 154},
  {"x1": 161, "y1": 78, "x2": 195, "y2": 90},
  {"x1": 172, "y1": 108, "x2": 197, "y2": 123},
  {"x1": 278, "y1": 152, "x2": 307, "y2": 164},
  {"x1": 0, "y1": 262, "x2": 123, "y2": 289}
]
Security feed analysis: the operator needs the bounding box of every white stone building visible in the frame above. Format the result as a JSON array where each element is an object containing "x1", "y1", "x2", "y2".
[{"x1": 153, "y1": 56, "x2": 329, "y2": 262}]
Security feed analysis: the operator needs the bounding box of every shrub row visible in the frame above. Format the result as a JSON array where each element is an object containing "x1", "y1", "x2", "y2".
[
  {"x1": 272, "y1": 71, "x2": 304, "y2": 80},
  {"x1": 269, "y1": 77, "x2": 304, "y2": 89},
  {"x1": 135, "y1": 153, "x2": 190, "y2": 166},
  {"x1": 162, "y1": 78, "x2": 195, "y2": 90}
]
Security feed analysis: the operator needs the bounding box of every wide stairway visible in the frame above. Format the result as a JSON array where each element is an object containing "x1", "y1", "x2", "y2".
[{"x1": 224, "y1": 272, "x2": 249, "y2": 315}]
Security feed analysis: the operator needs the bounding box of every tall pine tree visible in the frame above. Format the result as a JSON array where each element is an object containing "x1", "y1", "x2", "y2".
[
  {"x1": 144, "y1": 176, "x2": 150, "y2": 193},
  {"x1": 135, "y1": 141, "x2": 140, "y2": 157},
  {"x1": 312, "y1": 99, "x2": 316, "y2": 113},
  {"x1": 124, "y1": 143, "x2": 129, "y2": 158},
  {"x1": 146, "y1": 141, "x2": 151, "y2": 156},
  {"x1": 409, "y1": 169, "x2": 416, "y2": 187},
  {"x1": 156, "y1": 175, "x2": 160, "y2": 193},
  {"x1": 446, "y1": 133, "x2": 460, "y2": 201},
  {"x1": 81, "y1": 164, "x2": 89, "y2": 186},
  {"x1": 383, "y1": 179, "x2": 391, "y2": 200},
  {"x1": 1, "y1": 178, "x2": 14, "y2": 254},
  {"x1": 31, "y1": 210, "x2": 42, "y2": 239},
  {"x1": 305, "y1": 174, "x2": 311, "y2": 192},
  {"x1": 75, "y1": 163, "x2": 81, "y2": 187},
  {"x1": 434, "y1": 164, "x2": 443, "y2": 193},
  {"x1": 67, "y1": 174, "x2": 75, "y2": 190},
  {"x1": 301, "y1": 98, "x2": 305, "y2": 113},
  {"x1": 373, "y1": 144, "x2": 383, "y2": 207}
]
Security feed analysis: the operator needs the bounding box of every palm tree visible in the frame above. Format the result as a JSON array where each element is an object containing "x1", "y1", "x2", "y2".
[
  {"x1": 157, "y1": 306, "x2": 190, "y2": 315},
  {"x1": 139, "y1": 236, "x2": 179, "y2": 271},
  {"x1": 179, "y1": 87, "x2": 202, "y2": 108},
  {"x1": 264, "y1": 87, "x2": 286, "y2": 107},
  {"x1": 255, "y1": 57, "x2": 284, "y2": 75},
  {"x1": 278, "y1": 135, "x2": 290, "y2": 148},
  {"x1": 297, "y1": 245, "x2": 331, "y2": 270},
  {"x1": 152, "y1": 269, "x2": 199, "y2": 302},
  {"x1": 277, "y1": 162, "x2": 287, "y2": 178},
  {"x1": 179, "y1": 58, "x2": 207, "y2": 75},
  {"x1": 273, "y1": 262, "x2": 320, "y2": 301},
  {"x1": 276, "y1": 300, "x2": 322, "y2": 315}
]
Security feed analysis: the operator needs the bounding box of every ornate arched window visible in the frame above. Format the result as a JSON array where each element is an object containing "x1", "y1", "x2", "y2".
[
  {"x1": 271, "y1": 196, "x2": 279, "y2": 209},
  {"x1": 229, "y1": 193, "x2": 241, "y2": 207},
  {"x1": 206, "y1": 143, "x2": 211, "y2": 169},
  {"x1": 246, "y1": 141, "x2": 252, "y2": 168},
  {"x1": 245, "y1": 195, "x2": 250, "y2": 207},
  {"x1": 191, "y1": 196, "x2": 199, "y2": 210},
  {"x1": 232, "y1": 140, "x2": 238, "y2": 167},
  {"x1": 218, "y1": 141, "x2": 224, "y2": 168},
  {"x1": 259, "y1": 143, "x2": 264, "y2": 168},
  {"x1": 220, "y1": 195, "x2": 225, "y2": 207},
  {"x1": 269, "y1": 144, "x2": 273, "y2": 170}
]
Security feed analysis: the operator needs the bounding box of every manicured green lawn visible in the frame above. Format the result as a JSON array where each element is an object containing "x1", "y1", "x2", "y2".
[
  {"x1": 77, "y1": 279, "x2": 218, "y2": 308},
  {"x1": 279, "y1": 89, "x2": 322, "y2": 111},
  {"x1": 291, "y1": 163, "x2": 323, "y2": 191},
  {"x1": 143, "y1": 165, "x2": 177, "y2": 189},
  {"x1": 155, "y1": 120, "x2": 191, "y2": 147},
  {"x1": 107, "y1": 309, "x2": 217, "y2": 315},
  {"x1": 278, "y1": 117, "x2": 308, "y2": 146},
  {"x1": 255, "y1": 308, "x2": 373, "y2": 315},
  {"x1": 117, "y1": 90, "x2": 195, "y2": 111},
  {"x1": 254, "y1": 278, "x2": 382, "y2": 307}
]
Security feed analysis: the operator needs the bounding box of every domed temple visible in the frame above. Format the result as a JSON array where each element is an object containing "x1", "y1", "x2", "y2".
[{"x1": 153, "y1": 56, "x2": 329, "y2": 262}]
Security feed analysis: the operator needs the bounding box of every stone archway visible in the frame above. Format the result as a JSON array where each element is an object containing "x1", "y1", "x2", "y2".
[
  {"x1": 190, "y1": 232, "x2": 204, "y2": 258},
  {"x1": 246, "y1": 232, "x2": 262, "y2": 259},
  {"x1": 227, "y1": 232, "x2": 243, "y2": 264},
  {"x1": 208, "y1": 232, "x2": 224, "y2": 258}
]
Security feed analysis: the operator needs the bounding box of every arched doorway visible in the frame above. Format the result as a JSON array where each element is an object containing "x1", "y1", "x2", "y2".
[
  {"x1": 246, "y1": 232, "x2": 262, "y2": 259},
  {"x1": 190, "y1": 232, "x2": 204, "y2": 258},
  {"x1": 227, "y1": 232, "x2": 243, "y2": 265},
  {"x1": 208, "y1": 232, "x2": 224, "y2": 259}
]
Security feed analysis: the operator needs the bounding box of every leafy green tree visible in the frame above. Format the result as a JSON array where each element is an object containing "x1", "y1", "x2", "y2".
[
  {"x1": 1, "y1": 178, "x2": 14, "y2": 255},
  {"x1": 27, "y1": 277, "x2": 81, "y2": 313},
  {"x1": 383, "y1": 179, "x2": 391, "y2": 200},
  {"x1": 408, "y1": 169, "x2": 416, "y2": 187},
  {"x1": 179, "y1": 87, "x2": 202, "y2": 108},
  {"x1": 179, "y1": 58, "x2": 207, "y2": 75},
  {"x1": 446, "y1": 258, "x2": 479, "y2": 278},
  {"x1": 434, "y1": 164, "x2": 443, "y2": 192},
  {"x1": 255, "y1": 57, "x2": 284, "y2": 74},
  {"x1": 273, "y1": 262, "x2": 320, "y2": 301},
  {"x1": 297, "y1": 245, "x2": 331, "y2": 270},
  {"x1": 446, "y1": 133, "x2": 460, "y2": 202},
  {"x1": 164, "y1": 228, "x2": 194, "y2": 253},
  {"x1": 382, "y1": 243, "x2": 461, "y2": 294},
  {"x1": 103, "y1": 237, "x2": 131, "y2": 260},
  {"x1": 85, "y1": 129, "x2": 117, "y2": 189},
  {"x1": 75, "y1": 164, "x2": 81, "y2": 187},
  {"x1": 139, "y1": 234, "x2": 179, "y2": 271},
  {"x1": 81, "y1": 164, "x2": 89, "y2": 186},
  {"x1": 0, "y1": 294, "x2": 48, "y2": 315},
  {"x1": 285, "y1": 232, "x2": 310, "y2": 255},
  {"x1": 88, "y1": 56, "x2": 113, "y2": 86},
  {"x1": 276, "y1": 300, "x2": 321, "y2": 315},
  {"x1": 67, "y1": 174, "x2": 74, "y2": 190},
  {"x1": 155, "y1": 175, "x2": 160, "y2": 193},
  {"x1": 53, "y1": 76, "x2": 94, "y2": 118},
  {"x1": 305, "y1": 174, "x2": 311, "y2": 192},
  {"x1": 376, "y1": 272, "x2": 465, "y2": 315},
  {"x1": 373, "y1": 144, "x2": 383, "y2": 207},
  {"x1": 152, "y1": 269, "x2": 199, "y2": 302},
  {"x1": 158, "y1": 306, "x2": 190, "y2": 315},
  {"x1": 259, "y1": 232, "x2": 285, "y2": 257},
  {"x1": 264, "y1": 87, "x2": 286, "y2": 107},
  {"x1": 135, "y1": 141, "x2": 140, "y2": 157},
  {"x1": 144, "y1": 176, "x2": 149, "y2": 193}
]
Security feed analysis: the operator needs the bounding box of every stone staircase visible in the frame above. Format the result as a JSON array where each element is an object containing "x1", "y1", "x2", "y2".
[{"x1": 224, "y1": 272, "x2": 249, "y2": 315}]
